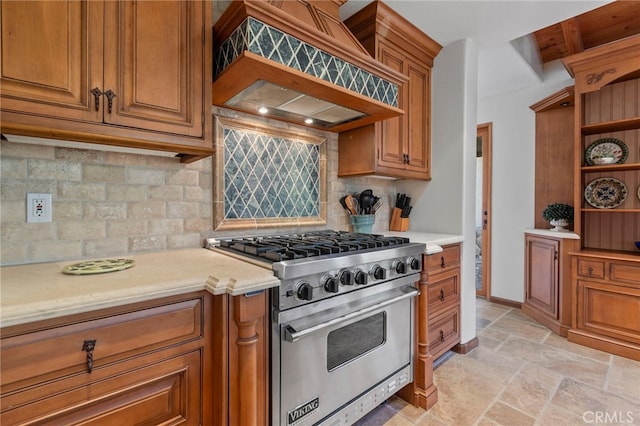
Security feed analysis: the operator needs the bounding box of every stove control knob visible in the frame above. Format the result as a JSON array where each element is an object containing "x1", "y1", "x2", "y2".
[
  {"x1": 394, "y1": 260, "x2": 407, "y2": 274},
  {"x1": 339, "y1": 270, "x2": 353, "y2": 286},
  {"x1": 372, "y1": 265, "x2": 386, "y2": 280},
  {"x1": 296, "y1": 282, "x2": 313, "y2": 301},
  {"x1": 354, "y1": 269, "x2": 368, "y2": 285},
  {"x1": 322, "y1": 276, "x2": 340, "y2": 293},
  {"x1": 409, "y1": 257, "x2": 421, "y2": 271}
]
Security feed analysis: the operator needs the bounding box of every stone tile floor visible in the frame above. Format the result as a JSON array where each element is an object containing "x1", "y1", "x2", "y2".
[{"x1": 355, "y1": 298, "x2": 640, "y2": 425}]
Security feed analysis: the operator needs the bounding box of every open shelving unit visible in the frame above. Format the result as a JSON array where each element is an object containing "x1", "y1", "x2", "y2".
[
  {"x1": 564, "y1": 36, "x2": 640, "y2": 254},
  {"x1": 562, "y1": 35, "x2": 640, "y2": 361}
]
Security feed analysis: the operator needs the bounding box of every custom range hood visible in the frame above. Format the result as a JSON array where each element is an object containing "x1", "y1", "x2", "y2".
[{"x1": 213, "y1": 0, "x2": 407, "y2": 132}]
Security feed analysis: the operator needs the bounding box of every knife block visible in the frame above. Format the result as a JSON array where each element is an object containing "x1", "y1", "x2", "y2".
[{"x1": 389, "y1": 207, "x2": 409, "y2": 231}]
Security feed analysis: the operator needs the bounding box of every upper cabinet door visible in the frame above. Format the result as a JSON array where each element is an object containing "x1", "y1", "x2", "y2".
[
  {"x1": 0, "y1": 0, "x2": 103, "y2": 122},
  {"x1": 377, "y1": 41, "x2": 406, "y2": 171},
  {"x1": 405, "y1": 62, "x2": 430, "y2": 175},
  {"x1": 103, "y1": 0, "x2": 204, "y2": 137}
]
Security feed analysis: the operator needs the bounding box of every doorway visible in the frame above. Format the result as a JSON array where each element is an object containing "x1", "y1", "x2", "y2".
[{"x1": 476, "y1": 123, "x2": 492, "y2": 299}]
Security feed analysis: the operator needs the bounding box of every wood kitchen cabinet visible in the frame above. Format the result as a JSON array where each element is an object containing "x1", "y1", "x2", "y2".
[
  {"x1": 560, "y1": 35, "x2": 640, "y2": 360},
  {"x1": 339, "y1": 1, "x2": 442, "y2": 180},
  {"x1": 397, "y1": 243, "x2": 461, "y2": 410},
  {"x1": 212, "y1": 291, "x2": 270, "y2": 426},
  {"x1": 570, "y1": 253, "x2": 640, "y2": 361},
  {"x1": 522, "y1": 233, "x2": 579, "y2": 336},
  {"x1": 0, "y1": 0, "x2": 212, "y2": 163},
  {"x1": 529, "y1": 87, "x2": 575, "y2": 230},
  {"x1": 0, "y1": 292, "x2": 213, "y2": 424},
  {"x1": 423, "y1": 244, "x2": 461, "y2": 360}
]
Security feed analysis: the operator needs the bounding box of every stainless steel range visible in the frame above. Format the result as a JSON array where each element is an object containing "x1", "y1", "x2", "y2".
[{"x1": 214, "y1": 231, "x2": 425, "y2": 426}]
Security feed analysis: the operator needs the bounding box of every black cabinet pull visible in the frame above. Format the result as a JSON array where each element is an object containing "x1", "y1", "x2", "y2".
[
  {"x1": 440, "y1": 256, "x2": 445, "y2": 268},
  {"x1": 439, "y1": 289, "x2": 445, "y2": 301},
  {"x1": 439, "y1": 330, "x2": 444, "y2": 342},
  {"x1": 104, "y1": 89, "x2": 117, "y2": 114},
  {"x1": 588, "y1": 266, "x2": 593, "y2": 275},
  {"x1": 82, "y1": 339, "x2": 97, "y2": 373},
  {"x1": 90, "y1": 87, "x2": 103, "y2": 111}
]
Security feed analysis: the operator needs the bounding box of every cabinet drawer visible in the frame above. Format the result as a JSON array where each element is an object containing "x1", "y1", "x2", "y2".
[
  {"x1": 610, "y1": 262, "x2": 640, "y2": 286},
  {"x1": 1, "y1": 298, "x2": 202, "y2": 389},
  {"x1": 427, "y1": 269, "x2": 460, "y2": 317},
  {"x1": 428, "y1": 305, "x2": 460, "y2": 359},
  {"x1": 424, "y1": 244, "x2": 460, "y2": 272},
  {"x1": 577, "y1": 259, "x2": 605, "y2": 279},
  {"x1": 2, "y1": 350, "x2": 201, "y2": 425}
]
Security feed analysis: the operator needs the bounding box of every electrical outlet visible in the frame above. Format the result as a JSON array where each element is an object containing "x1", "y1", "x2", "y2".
[{"x1": 27, "y1": 193, "x2": 52, "y2": 223}]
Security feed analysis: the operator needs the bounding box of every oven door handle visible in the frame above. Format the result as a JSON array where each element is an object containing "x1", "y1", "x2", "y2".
[{"x1": 282, "y1": 286, "x2": 419, "y2": 343}]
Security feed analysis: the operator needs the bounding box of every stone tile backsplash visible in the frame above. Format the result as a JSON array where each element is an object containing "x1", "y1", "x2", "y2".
[
  {"x1": 1, "y1": 109, "x2": 397, "y2": 266},
  {"x1": 0, "y1": 141, "x2": 212, "y2": 265}
]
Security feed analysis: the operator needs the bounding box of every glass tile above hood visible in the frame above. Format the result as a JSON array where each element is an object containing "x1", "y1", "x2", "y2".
[{"x1": 215, "y1": 18, "x2": 399, "y2": 108}]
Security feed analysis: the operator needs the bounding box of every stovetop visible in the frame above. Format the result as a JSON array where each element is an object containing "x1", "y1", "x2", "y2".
[
  {"x1": 216, "y1": 230, "x2": 410, "y2": 262},
  {"x1": 211, "y1": 231, "x2": 426, "y2": 310}
]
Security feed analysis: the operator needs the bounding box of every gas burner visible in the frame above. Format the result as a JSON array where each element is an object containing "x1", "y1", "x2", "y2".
[{"x1": 218, "y1": 230, "x2": 410, "y2": 262}]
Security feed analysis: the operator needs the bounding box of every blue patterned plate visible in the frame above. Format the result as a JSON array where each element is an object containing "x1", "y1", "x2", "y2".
[{"x1": 584, "y1": 177, "x2": 628, "y2": 209}]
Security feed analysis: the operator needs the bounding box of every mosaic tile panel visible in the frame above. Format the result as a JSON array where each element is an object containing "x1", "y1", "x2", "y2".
[
  {"x1": 214, "y1": 17, "x2": 399, "y2": 107},
  {"x1": 223, "y1": 128, "x2": 321, "y2": 219}
]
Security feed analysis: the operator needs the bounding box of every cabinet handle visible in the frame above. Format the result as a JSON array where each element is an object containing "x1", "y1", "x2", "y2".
[
  {"x1": 82, "y1": 339, "x2": 97, "y2": 373},
  {"x1": 104, "y1": 89, "x2": 117, "y2": 114},
  {"x1": 554, "y1": 251, "x2": 558, "y2": 260},
  {"x1": 439, "y1": 330, "x2": 444, "y2": 342},
  {"x1": 588, "y1": 266, "x2": 593, "y2": 275},
  {"x1": 439, "y1": 289, "x2": 445, "y2": 301},
  {"x1": 440, "y1": 256, "x2": 446, "y2": 268},
  {"x1": 405, "y1": 154, "x2": 410, "y2": 165},
  {"x1": 90, "y1": 87, "x2": 103, "y2": 111}
]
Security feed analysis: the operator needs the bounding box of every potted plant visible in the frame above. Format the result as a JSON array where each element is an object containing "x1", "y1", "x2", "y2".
[{"x1": 542, "y1": 203, "x2": 574, "y2": 231}]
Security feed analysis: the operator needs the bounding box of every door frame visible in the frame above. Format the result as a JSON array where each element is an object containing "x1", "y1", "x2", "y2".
[{"x1": 476, "y1": 123, "x2": 492, "y2": 300}]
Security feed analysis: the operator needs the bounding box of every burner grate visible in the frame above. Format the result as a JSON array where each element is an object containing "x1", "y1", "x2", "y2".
[{"x1": 218, "y1": 231, "x2": 410, "y2": 262}]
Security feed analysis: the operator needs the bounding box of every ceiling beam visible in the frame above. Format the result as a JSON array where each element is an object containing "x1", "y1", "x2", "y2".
[{"x1": 561, "y1": 18, "x2": 584, "y2": 55}]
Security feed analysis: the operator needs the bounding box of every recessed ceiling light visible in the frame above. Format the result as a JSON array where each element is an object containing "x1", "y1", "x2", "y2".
[
  {"x1": 258, "y1": 106, "x2": 268, "y2": 114},
  {"x1": 304, "y1": 118, "x2": 314, "y2": 124}
]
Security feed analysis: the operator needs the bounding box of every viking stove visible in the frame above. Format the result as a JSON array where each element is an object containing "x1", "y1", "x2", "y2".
[
  {"x1": 213, "y1": 230, "x2": 425, "y2": 426},
  {"x1": 215, "y1": 231, "x2": 424, "y2": 309}
]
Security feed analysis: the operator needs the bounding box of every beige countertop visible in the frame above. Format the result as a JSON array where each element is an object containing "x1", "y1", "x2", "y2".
[
  {"x1": 524, "y1": 228, "x2": 580, "y2": 240},
  {"x1": 0, "y1": 248, "x2": 279, "y2": 328},
  {"x1": 386, "y1": 231, "x2": 464, "y2": 254},
  {"x1": 1, "y1": 232, "x2": 463, "y2": 328}
]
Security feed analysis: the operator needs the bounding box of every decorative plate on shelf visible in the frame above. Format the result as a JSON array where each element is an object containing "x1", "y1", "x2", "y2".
[
  {"x1": 584, "y1": 138, "x2": 628, "y2": 165},
  {"x1": 584, "y1": 177, "x2": 628, "y2": 209},
  {"x1": 62, "y1": 259, "x2": 135, "y2": 275}
]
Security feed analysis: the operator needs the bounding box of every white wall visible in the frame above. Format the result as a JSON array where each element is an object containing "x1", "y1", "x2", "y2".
[
  {"x1": 477, "y1": 60, "x2": 575, "y2": 302},
  {"x1": 397, "y1": 39, "x2": 479, "y2": 345}
]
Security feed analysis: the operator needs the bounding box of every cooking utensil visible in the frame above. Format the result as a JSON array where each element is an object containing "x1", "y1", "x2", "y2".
[
  {"x1": 371, "y1": 198, "x2": 383, "y2": 214},
  {"x1": 361, "y1": 194, "x2": 374, "y2": 214},
  {"x1": 345, "y1": 195, "x2": 358, "y2": 215},
  {"x1": 339, "y1": 195, "x2": 351, "y2": 215}
]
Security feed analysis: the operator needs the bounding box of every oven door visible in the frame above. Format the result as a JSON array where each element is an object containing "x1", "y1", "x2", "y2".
[{"x1": 272, "y1": 277, "x2": 418, "y2": 426}]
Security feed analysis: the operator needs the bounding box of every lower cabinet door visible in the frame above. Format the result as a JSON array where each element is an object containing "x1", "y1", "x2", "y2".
[
  {"x1": 2, "y1": 350, "x2": 202, "y2": 425},
  {"x1": 525, "y1": 235, "x2": 559, "y2": 319},
  {"x1": 576, "y1": 280, "x2": 640, "y2": 345}
]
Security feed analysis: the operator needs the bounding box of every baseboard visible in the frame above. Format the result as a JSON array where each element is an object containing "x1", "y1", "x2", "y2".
[
  {"x1": 488, "y1": 296, "x2": 521, "y2": 309},
  {"x1": 568, "y1": 329, "x2": 640, "y2": 361},
  {"x1": 432, "y1": 350, "x2": 455, "y2": 369},
  {"x1": 452, "y1": 336, "x2": 479, "y2": 354}
]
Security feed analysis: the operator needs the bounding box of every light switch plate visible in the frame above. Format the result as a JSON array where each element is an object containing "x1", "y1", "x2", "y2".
[{"x1": 27, "y1": 193, "x2": 52, "y2": 223}]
